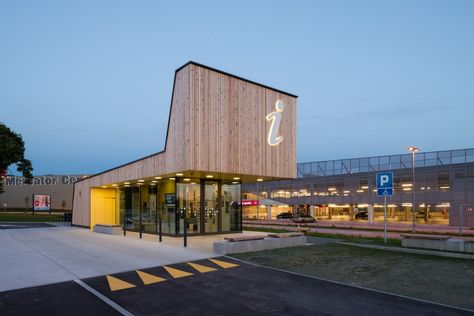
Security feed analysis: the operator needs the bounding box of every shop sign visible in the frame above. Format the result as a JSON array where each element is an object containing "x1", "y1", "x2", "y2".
[
  {"x1": 266, "y1": 100, "x2": 285, "y2": 146},
  {"x1": 5, "y1": 175, "x2": 86, "y2": 186},
  {"x1": 242, "y1": 200, "x2": 259, "y2": 206}
]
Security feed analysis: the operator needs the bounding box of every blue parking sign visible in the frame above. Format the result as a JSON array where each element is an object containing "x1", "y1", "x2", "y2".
[{"x1": 376, "y1": 172, "x2": 393, "y2": 196}]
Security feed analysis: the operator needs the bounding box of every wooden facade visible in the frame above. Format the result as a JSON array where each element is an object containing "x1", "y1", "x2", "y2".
[{"x1": 72, "y1": 62, "x2": 297, "y2": 227}]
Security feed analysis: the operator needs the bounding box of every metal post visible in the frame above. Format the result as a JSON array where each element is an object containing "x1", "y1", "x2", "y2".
[
  {"x1": 459, "y1": 205, "x2": 463, "y2": 235},
  {"x1": 183, "y1": 215, "x2": 187, "y2": 247},
  {"x1": 384, "y1": 195, "x2": 387, "y2": 244},
  {"x1": 139, "y1": 207, "x2": 143, "y2": 239},
  {"x1": 159, "y1": 213, "x2": 162, "y2": 242},
  {"x1": 412, "y1": 151, "x2": 416, "y2": 232},
  {"x1": 123, "y1": 212, "x2": 126, "y2": 236}
]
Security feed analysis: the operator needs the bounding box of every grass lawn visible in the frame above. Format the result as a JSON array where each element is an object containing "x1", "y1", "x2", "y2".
[
  {"x1": 232, "y1": 243, "x2": 474, "y2": 311},
  {"x1": 0, "y1": 213, "x2": 65, "y2": 222}
]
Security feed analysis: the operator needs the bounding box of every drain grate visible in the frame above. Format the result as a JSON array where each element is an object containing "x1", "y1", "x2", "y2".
[{"x1": 245, "y1": 298, "x2": 287, "y2": 313}]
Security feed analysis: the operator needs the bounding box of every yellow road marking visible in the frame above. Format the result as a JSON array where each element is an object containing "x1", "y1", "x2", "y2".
[
  {"x1": 106, "y1": 275, "x2": 136, "y2": 292},
  {"x1": 187, "y1": 262, "x2": 217, "y2": 273},
  {"x1": 208, "y1": 259, "x2": 239, "y2": 269},
  {"x1": 136, "y1": 270, "x2": 166, "y2": 285},
  {"x1": 163, "y1": 266, "x2": 194, "y2": 278}
]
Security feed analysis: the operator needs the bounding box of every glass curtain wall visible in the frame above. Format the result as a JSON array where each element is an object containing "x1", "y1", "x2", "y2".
[{"x1": 120, "y1": 178, "x2": 242, "y2": 235}]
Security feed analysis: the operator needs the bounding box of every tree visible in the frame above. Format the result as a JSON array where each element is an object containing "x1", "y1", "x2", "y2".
[{"x1": 0, "y1": 122, "x2": 33, "y2": 194}]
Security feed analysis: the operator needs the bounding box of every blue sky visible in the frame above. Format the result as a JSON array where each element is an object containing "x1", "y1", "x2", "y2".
[{"x1": 1, "y1": 1, "x2": 473, "y2": 175}]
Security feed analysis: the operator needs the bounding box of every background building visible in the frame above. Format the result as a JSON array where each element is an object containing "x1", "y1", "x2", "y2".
[
  {"x1": 243, "y1": 148, "x2": 474, "y2": 227},
  {"x1": 1, "y1": 175, "x2": 88, "y2": 211}
]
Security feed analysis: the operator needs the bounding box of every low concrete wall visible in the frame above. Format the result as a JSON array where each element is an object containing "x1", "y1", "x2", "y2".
[
  {"x1": 213, "y1": 236, "x2": 306, "y2": 255},
  {"x1": 401, "y1": 236, "x2": 472, "y2": 253},
  {"x1": 465, "y1": 241, "x2": 474, "y2": 253},
  {"x1": 401, "y1": 238, "x2": 446, "y2": 251},
  {"x1": 93, "y1": 224, "x2": 122, "y2": 235}
]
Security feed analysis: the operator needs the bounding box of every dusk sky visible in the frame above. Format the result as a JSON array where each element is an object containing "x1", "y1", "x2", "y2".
[{"x1": 1, "y1": 1, "x2": 473, "y2": 175}]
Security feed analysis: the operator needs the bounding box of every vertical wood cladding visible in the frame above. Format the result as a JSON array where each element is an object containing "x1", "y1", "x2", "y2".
[{"x1": 72, "y1": 62, "x2": 296, "y2": 226}]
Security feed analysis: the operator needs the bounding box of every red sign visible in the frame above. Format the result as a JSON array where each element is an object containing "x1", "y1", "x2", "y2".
[{"x1": 242, "y1": 200, "x2": 259, "y2": 206}]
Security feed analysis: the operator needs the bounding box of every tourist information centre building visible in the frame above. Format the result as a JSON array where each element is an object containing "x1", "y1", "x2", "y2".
[{"x1": 72, "y1": 62, "x2": 297, "y2": 236}]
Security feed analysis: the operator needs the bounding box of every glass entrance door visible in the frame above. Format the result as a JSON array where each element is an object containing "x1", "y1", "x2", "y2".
[
  {"x1": 203, "y1": 182, "x2": 219, "y2": 233},
  {"x1": 177, "y1": 181, "x2": 201, "y2": 234}
]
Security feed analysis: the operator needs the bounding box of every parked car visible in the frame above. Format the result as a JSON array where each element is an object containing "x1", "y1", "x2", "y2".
[
  {"x1": 292, "y1": 214, "x2": 316, "y2": 223},
  {"x1": 354, "y1": 211, "x2": 368, "y2": 220},
  {"x1": 416, "y1": 210, "x2": 430, "y2": 219},
  {"x1": 276, "y1": 212, "x2": 293, "y2": 219}
]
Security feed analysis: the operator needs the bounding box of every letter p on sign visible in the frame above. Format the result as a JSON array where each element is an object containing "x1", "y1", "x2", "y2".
[{"x1": 380, "y1": 175, "x2": 389, "y2": 186}]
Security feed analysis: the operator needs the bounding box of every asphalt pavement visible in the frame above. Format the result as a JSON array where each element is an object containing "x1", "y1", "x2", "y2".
[
  {"x1": 0, "y1": 222, "x2": 55, "y2": 229},
  {"x1": 0, "y1": 257, "x2": 471, "y2": 316}
]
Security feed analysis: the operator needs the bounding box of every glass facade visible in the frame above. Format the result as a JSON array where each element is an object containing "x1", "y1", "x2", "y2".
[
  {"x1": 243, "y1": 148, "x2": 474, "y2": 226},
  {"x1": 118, "y1": 178, "x2": 242, "y2": 236}
]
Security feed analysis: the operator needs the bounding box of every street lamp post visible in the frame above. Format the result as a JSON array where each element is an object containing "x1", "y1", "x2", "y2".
[{"x1": 408, "y1": 146, "x2": 419, "y2": 232}]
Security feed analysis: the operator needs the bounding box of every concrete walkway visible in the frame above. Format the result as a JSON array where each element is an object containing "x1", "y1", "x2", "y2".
[{"x1": 0, "y1": 226, "x2": 225, "y2": 292}]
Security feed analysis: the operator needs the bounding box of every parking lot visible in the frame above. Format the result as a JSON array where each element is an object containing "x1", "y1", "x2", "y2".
[
  {"x1": 1, "y1": 256, "x2": 471, "y2": 315},
  {"x1": 1, "y1": 225, "x2": 472, "y2": 315}
]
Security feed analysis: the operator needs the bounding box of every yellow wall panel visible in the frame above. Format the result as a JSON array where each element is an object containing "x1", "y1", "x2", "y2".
[{"x1": 90, "y1": 188, "x2": 117, "y2": 228}]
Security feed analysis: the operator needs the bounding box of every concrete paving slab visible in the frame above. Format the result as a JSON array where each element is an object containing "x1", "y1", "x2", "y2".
[{"x1": 0, "y1": 226, "x2": 214, "y2": 292}]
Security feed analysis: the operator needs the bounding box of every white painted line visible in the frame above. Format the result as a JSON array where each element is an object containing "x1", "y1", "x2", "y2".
[
  {"x1": 74, "y1": 279, "x2": 134, "y2": 316},
  {"x1": 227, "y1": 255, "x2": 474, "y2": 314}
]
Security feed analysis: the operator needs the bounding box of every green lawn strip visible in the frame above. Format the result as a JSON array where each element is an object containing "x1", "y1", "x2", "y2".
[
  {"x1": 306, "y1": 231, "x2": 402, "y2": 247},
  {"x1": 244, "y1": 221, "x2": 474, "y2": 237},
  {"x1": 231, "y1": 243, "x2": 474, "y2": 311},
  {"x1": 0, "y1": 213, "x2": 65, "y2": 222}
]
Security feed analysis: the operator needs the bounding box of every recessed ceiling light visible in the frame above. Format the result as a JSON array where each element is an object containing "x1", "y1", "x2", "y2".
[
  {"x1": 101, "y1": 185, "x2": 107, "y2": 188},
  {"x1": 233, "y1": 177, "x2": 240, "y2": 180},
  {"x1": 124, "y1": 184, "x2": 130, "y2": 187},
  {"x1": 151, "y1": 180, "x2": 158, "y2": 183},
  {"x1": 138, "y1": 179, "x2": 144, "y2": 182},
  {"x1": 169, "y1": 178, "x2": 175, "y2": 181},
  {"x1": 183, "y1": 178, "x2": 190, "y2": 181},
  {"x1": 176, "y1": 173, "x2": 184, "y2": 176},
  {"x1": 206, "y1": 175, "x2": 213, "y2": 178},
  {"x1": 191, "y1": 182, "x2": 196, "y2": 184},
  {"x1": 124, "y1": 182, "x2": 130, "y2": 185},
  {"x1": 232, "y1": 181, "x2": 238, "y2": 184},
  {"x1": 257, "y1": 178, "x2": 263, "y2": 182},
  {"x1": 155, "y1": 176, "x2": 162, "y2": 180},
  {"x1": 137, "y1": 182, "x2": 143, "y2": 185},
  {"x1": 112, "y1": 184, "x2": 117, "y2": 187}
]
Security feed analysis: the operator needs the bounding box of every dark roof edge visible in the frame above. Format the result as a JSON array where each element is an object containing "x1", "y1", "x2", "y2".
[{"x1": 178, "y1": 61, "x2": 298, "y2": 98}]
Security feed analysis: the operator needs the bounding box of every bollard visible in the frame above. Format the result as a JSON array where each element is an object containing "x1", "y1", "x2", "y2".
[
  {"x1": 159, "y1": 215, "x2": 162, "y2": 242},
  {"x1": 123, "y1": 213, "x2": 127, "y2": 236},
  {"x1": 139, "y1": 212, "x2": 143, "y2": 239},
  {"x1": 183, "y1": 216, "x2": 187, "y2": 247}
]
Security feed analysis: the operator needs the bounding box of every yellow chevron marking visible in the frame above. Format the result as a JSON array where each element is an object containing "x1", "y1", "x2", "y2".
[
  {"x1": 136, "y1": 270, "x2": 166, "y2": 285},
  {"x1": 106, "y1": 275, "x2": 136, "y2": 291},
  {"x1": 208, "y1": 259, "x2": 239, "y2": 269},
  {"x1": 187, "y1": 262, "x2": 217, "y2": 273},
  {"x1": 163, "y1": 266, "x2": 194, "y2": 278}
]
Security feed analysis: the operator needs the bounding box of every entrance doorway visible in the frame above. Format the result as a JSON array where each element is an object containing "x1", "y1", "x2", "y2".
[
  {"x1": 203, "y1": 181, "x2": 219, "y2": 233},
  {"x1": 177, "y1": 180, "x2": 223, "y2": 235}
]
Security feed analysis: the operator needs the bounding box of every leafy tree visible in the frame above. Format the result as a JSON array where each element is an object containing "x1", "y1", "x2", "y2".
[{"x1": 0, "y1": 122, "x2": 33, "y2": 194}]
